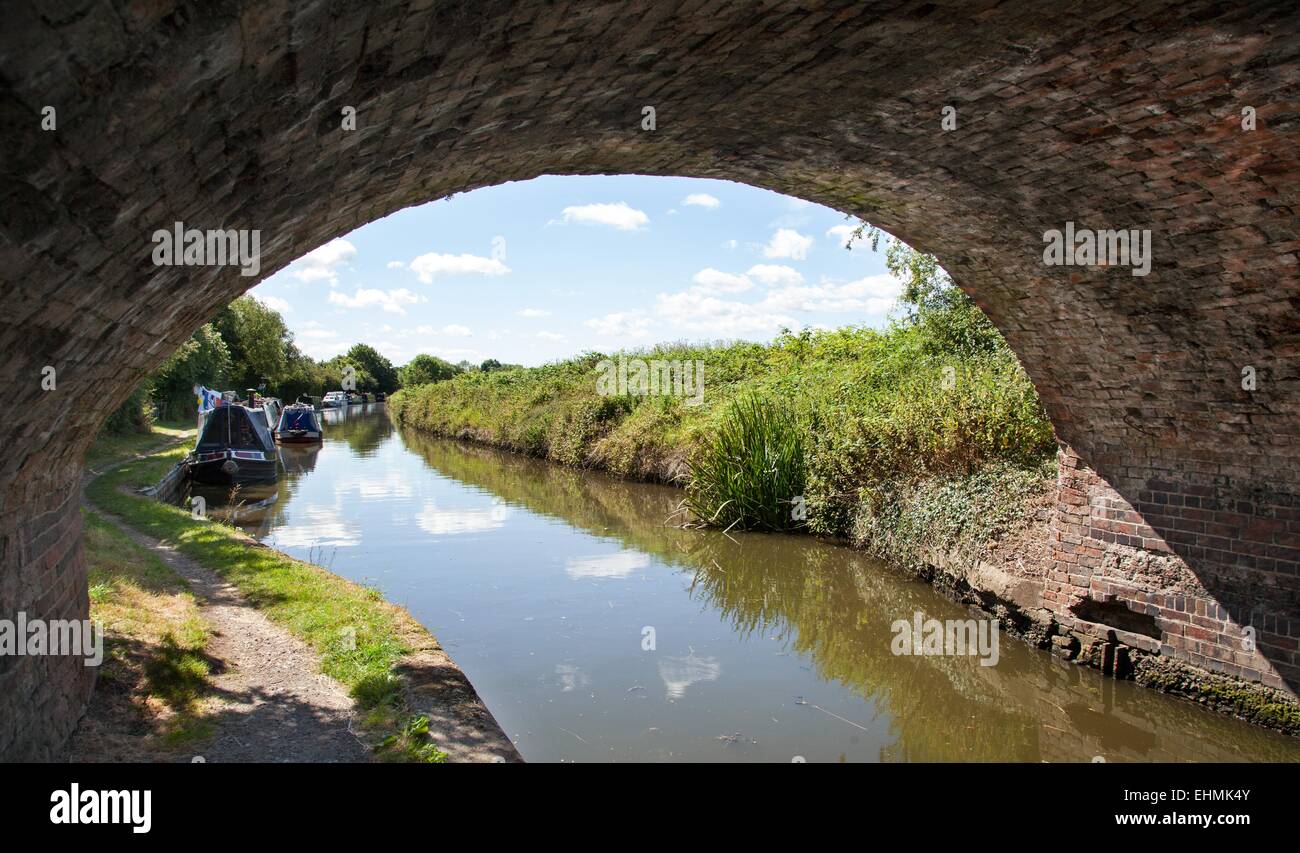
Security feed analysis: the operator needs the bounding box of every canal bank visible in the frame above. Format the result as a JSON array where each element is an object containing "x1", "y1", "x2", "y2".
[
  {"x1": 82, "y1": 427, "x2": 521, "y2": 763},
  {"x1": 388, "y1": 374, "x2": 1300, "y2": 737},
  {"x1": 150, "y1": 405, "x2": 1300, "y2": 760}
]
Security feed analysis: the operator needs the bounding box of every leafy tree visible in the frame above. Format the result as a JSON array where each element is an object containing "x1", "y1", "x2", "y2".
[
  {"x1": 323, "y1": 355, "x2": 377, "y2": 393},
  {"x1": 276, "y1": 343, "x2": 329, "y2": 401},
  {"x1": 846, "y1": 224, "x2": 1004, "y2": 356},
  {"x1": 480, "y1": 358, "x2": 504, "y2": 373},
  {"x1": 149, "y1": 323, "x2": 232, "y2": 420},
  {"x1": 101, "y1": 385, "x2": 153, "y2": 434},
  {"x1": 344, "y1": 343, "x2": 399, "y2": 393},
  {"x1": 212, "y1": 296, "x2": 292, "y2": 391},
  {"x1": 399, "y1": 354, "x2": 462, "y2": 387}
]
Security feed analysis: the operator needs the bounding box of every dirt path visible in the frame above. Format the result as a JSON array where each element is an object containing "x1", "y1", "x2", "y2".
[
  {"x1": 78, "y1": 510, "x2": 372, "y2": 763},
  {"x1": 73, "y1": 436, "x2": 522, "y2": 763}
]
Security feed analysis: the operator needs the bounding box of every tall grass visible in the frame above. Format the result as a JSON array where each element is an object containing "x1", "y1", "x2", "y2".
[
  {"x1": 683, "y1": 395, "x2": 806, "y2": 531},
  {"x1": 390, "y1": 322, "x2": 1058, "y2": 541}
]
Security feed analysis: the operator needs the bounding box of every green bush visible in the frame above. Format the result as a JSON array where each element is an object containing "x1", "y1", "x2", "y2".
[{"x1": 100, "y1": 385, "x2": 153, "y2": 435}]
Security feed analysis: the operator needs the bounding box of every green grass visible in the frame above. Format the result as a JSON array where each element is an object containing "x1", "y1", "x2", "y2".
[
  {"x1": 83, "y1": 509, "x2": 215, "y2": 748},
  {"x1": 682, "y1": 394, "x2": 806, "y2": 532},
  {"x1": 85, "y1": 418, "x2": 195, "y2": 470},
  {"x1": 390, "y1": 323, "x2": 1058, "y2": 546},
  {"x1": 86, "y1": 446, "x2": 446, "y2": 762}
]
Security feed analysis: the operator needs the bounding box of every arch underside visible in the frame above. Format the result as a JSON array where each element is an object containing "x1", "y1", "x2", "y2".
[{"x1": 2, "y1": 0, "x2": 1298, "y2": 757}]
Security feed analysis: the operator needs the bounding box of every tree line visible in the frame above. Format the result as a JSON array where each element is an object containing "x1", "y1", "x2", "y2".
[{"x1": 104, "y1": 296, "x2": 516, "y2": 432}]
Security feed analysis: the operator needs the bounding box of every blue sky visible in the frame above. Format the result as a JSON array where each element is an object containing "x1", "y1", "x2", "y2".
[{"x1": 251, "y1": 175, "x2": 903, "y2": 367}]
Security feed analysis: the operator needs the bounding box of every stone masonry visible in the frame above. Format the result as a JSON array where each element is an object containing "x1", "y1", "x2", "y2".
[{"x1": 1, "y1": 1, "x2": 1298, "y2": 756}]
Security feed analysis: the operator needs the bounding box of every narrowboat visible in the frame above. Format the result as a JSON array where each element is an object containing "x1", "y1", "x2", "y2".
[
  {"x1": 321, "y1": 391, "x2": 346, "y2": 409},
  {"x1": 275, "y1": 402, "x2": 324, "y2": 443},
  {"x1": 187, "y1": 403, "x2": 279, "y2": 485},
  {"x1": 260, "y1": 397, "x2": 282, "y2": 433}
]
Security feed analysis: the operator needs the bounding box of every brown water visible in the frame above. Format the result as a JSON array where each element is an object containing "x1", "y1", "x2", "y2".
[{"x1": 186, "y1": 405, "x2": 1300, "y2": 762}]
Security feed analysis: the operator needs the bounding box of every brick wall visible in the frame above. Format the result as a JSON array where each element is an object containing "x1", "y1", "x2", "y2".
[
  {"x1": 0, "y1": 478, "x2": 95, "y2": 759},
  {"x1": 1, "y1": 0, "x2": 1298, "y2": 754},
  {"x1": 1049, "y1": 446, "x2": 1298, "y2": 694}
]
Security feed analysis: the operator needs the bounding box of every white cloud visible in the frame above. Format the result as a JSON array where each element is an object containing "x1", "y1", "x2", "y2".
[
  {"x1": 289, "y1": 238, "x2": 356, "y2": 285},
  {"x1": 658, "y1": 653, "x2": 721, "y2": 700},
  {"x1": 516, "y1": 308, "x2": 551, "y2": 318},
  {"x1": 762, "y1": 228, "x2": 814, "y2": 260},
  {"x1": 386, "y1": 260, "x2": 405, "y2": 269},
  {"x1": 761, "y1": 274, "x2": 902, "y2": 315},
  {"x1": 327, "y1": 287, "x2": 421, "y2": 314},
  {"x1": 683, "y1": 193, "x2": 720, "y2": 209},
  {"x1": 656, "y1": 289, "x2": 797, "y2": 336},
  {"x1": 442, "y1": 324, "x2": 472, "y2": 337},
  {"x1": 270, "y1": 506, "x2": 358, "y2": 549},
  {"x1": 692, "y1": 268, "x2": 753, "y2": 294},
  {"x1": 826, "y1": 224, "x2": 857, "y2": 248},
  {"x1": 554, "y1": 664, "x2": 590, "y2": 692},
  {"x1": 745, "y1": 264, "x2": 804, "y2": 287},
  {"x1": 559, "y1": 202, "x2": 649, "y2": 231},
  {"x1": 537, "y1": 331, "x2": 566, "y2": 341},
  {"x1": 426, "y1": 346, "x2": 482, "y2": 362},
  {"x1": 408, "y1": 252, "x2": 510, "y2": 283},
  {"x1": 417, "y1": 501, "x2": 508, "y2": 536},
  {"x1": 254, "y1": 294, "x2": 292, "y2": 313},
  {"x1": 653, "y1": 272, "x2": 902, "y2": 337},
  {"x1": 565, "y1": 552, "x2": 650, "y2": 580},
  {"x1": 296, "y1": 335, "x2": 348, "y2": 361},
  {"x1": 584, "y1": 312, "x2": 654, "y2": 340},
  {"x1": 686, "y1": 265, "x2": 803, "y2": 295},
  {"x1": 722, "y1": 239, "x2": 738, "y2": 250}
]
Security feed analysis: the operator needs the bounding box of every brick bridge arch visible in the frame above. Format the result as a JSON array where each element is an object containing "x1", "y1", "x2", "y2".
[{"x1": 2, "y1": 1, "x2": 1298, "y2": 757}]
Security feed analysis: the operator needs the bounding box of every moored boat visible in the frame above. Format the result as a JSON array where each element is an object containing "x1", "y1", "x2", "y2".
[
  {"x1": 187, "y1": 403, "x2": 279, "y2": 485},
  {"x1": 260, "y1": 396, "x2": 282, "y2": 433},
  {"x1": 275, "y1": 402, "x2": 324, "y2": 443}
]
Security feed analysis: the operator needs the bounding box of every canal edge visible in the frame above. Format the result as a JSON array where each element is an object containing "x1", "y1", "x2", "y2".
[{"x1": 82, "y1": 440, "x2": 524, "y2": 763}]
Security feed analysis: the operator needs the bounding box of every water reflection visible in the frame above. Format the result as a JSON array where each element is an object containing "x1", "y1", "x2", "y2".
[
  {"x1": 396, "y1": 428, "x2": 1300, "y2": 763},
  {"x1": 659, "y1": 653, "x2": 723, "y2": 701},
  {"x1": 565, "y1": 552, "x2": 651, "y2": 580},
  {"x1": 189, "y1": 407, "x2": 1300, "y2": 762}
]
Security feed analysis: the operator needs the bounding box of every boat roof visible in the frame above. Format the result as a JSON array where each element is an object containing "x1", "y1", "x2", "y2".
[{"x1": 196, "y1": 404, "x2": 276, "y2": 452}]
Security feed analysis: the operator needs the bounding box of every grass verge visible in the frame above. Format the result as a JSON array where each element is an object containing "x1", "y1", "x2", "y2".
[
  {"x1": 84, "y1": 419, "x2": 195, "y2": 470},
  {"x1": 80, "y1": 509, "x2": 215, "y2": 753},
  {"x1": 85, "y1": 444, "x2": 446, "y2": 762},
  {"x1": 389, "y1": 326, "x2": 1058, "y2": 554}
]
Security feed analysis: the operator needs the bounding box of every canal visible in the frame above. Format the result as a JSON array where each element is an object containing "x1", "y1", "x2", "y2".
[{"x1": 187, "y1": 404, "x2": 1300, "y2": 762}]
